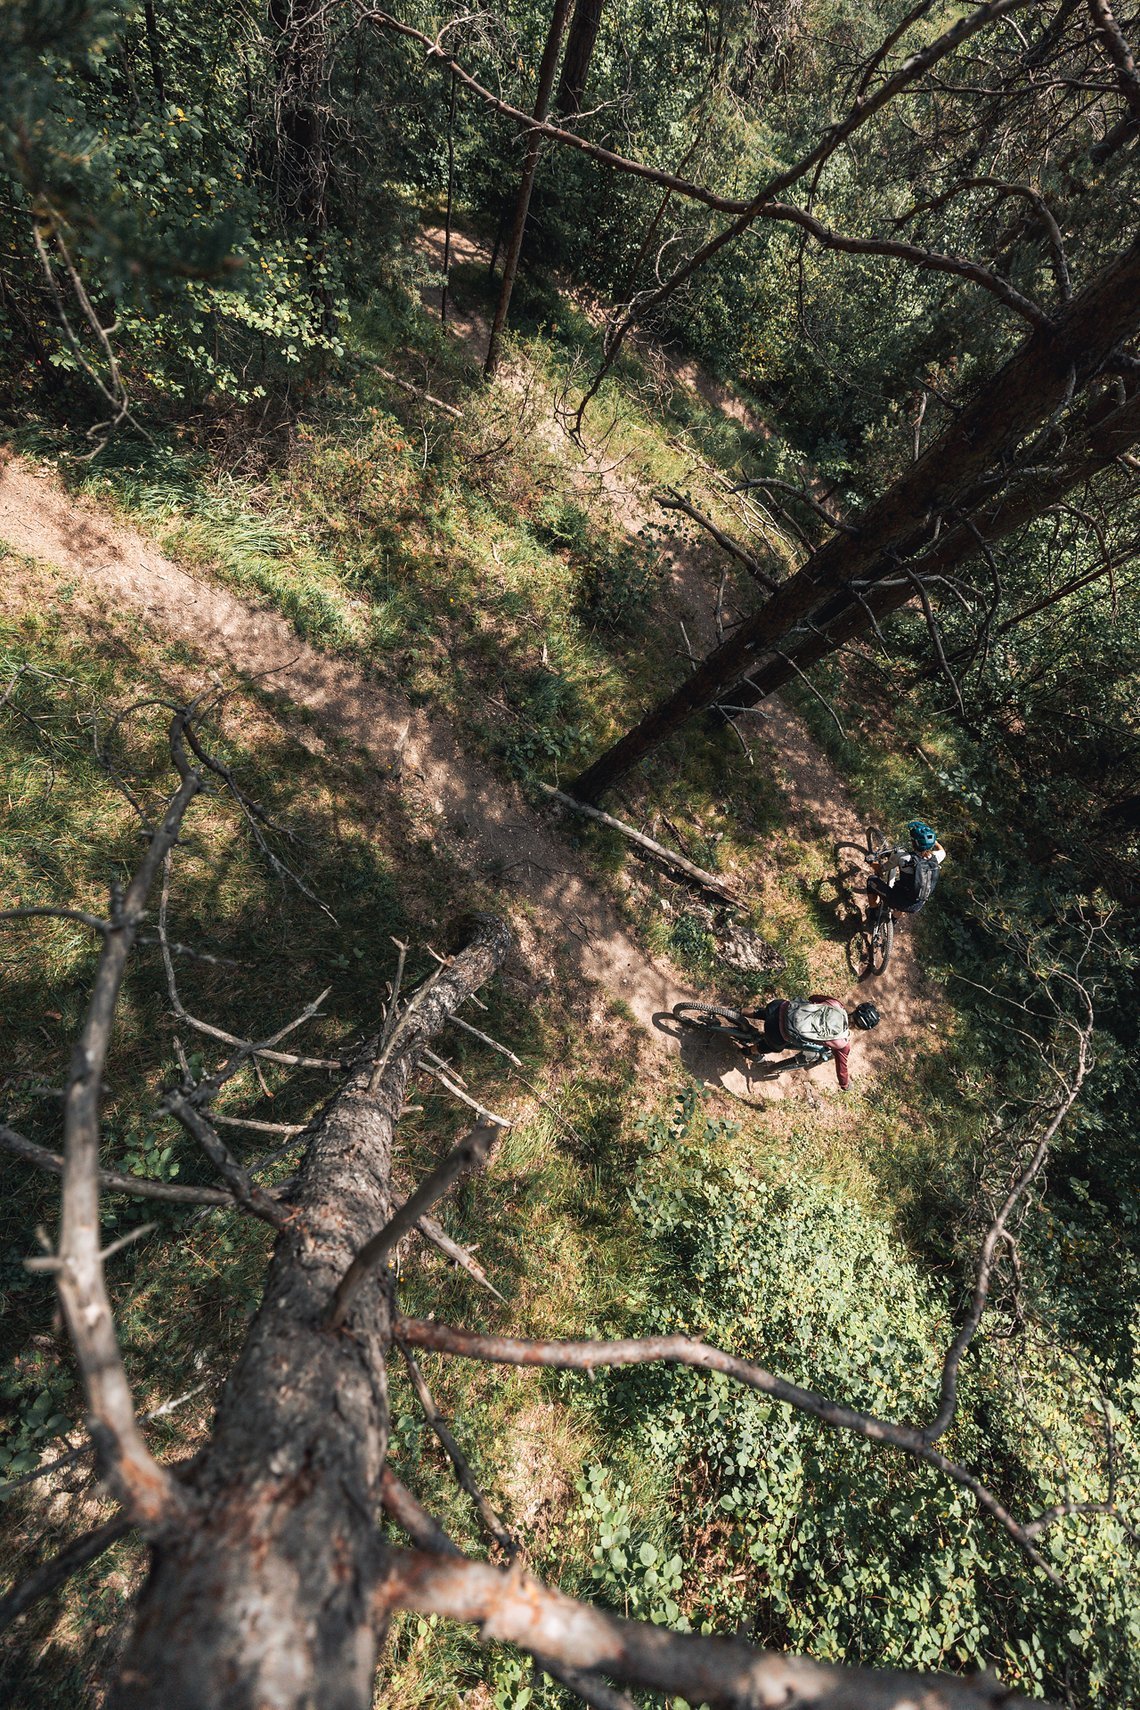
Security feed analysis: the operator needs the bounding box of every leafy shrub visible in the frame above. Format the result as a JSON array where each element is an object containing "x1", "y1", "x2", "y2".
[
  {"x1": 497, "y1": 667, "x2": 587, "y2": 781},
  {"x1": 574, "y1": 1092, "x2": 1140, "y2": 1701}
]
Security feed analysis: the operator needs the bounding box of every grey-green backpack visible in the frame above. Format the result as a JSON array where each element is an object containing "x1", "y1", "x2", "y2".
[{"x1": 784, "y1": 1000, "x2": 847, "y2": 1049}]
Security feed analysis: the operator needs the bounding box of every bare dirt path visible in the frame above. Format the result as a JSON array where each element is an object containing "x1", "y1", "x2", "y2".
[
  {"x1": 0, "y1": 451, "x2": 691, "y2": 1034},
  {"x1": 415, "y1": 224, "x2": 943, "y2": 1082}
]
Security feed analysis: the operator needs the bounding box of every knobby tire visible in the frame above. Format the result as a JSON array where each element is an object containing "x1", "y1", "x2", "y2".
[{"x1": 671, "y1": 1001, "x2": 758, "y2": 1045}]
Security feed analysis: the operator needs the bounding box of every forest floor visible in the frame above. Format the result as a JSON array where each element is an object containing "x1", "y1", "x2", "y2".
[{"x1": 0, "y1": 422, "x2": 937, "y2": 1107}]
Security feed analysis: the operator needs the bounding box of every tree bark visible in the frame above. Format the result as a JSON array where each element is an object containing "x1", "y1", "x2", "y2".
[
  {"x1": 722, "y1": 375, "x2": 1140, "y2": 709},
  {"x1": 555, "y1": 0, "x2": 605, "y2": 117},
  {"x1": 266, "y1": 0, "x2": 334, "y2": 332},
  {"x1": 484, "y1": 0, "x2": 574, "y2": 379},
  {"x1": 142, "y1": 0, "x2": 165, "y2": 107},
  {"x1": 569, "y1": 237, "x2": 1140, "y2": 801},
  {"x1": 111, "y1": 917, "x2": 512, "y2": 1710}
]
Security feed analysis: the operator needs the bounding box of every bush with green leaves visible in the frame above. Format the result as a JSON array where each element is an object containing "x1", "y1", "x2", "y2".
[
  {"x1": 571, "y1": 1089, "x2": 1140, "y2": 1701},
  {"x1": 533, "y1": 501, "x2": 659, "y2": 635}
]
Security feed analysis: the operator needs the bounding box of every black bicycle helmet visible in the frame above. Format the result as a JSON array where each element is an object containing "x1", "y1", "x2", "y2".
[{"x1": 853, "y1": 1002, "x2": 880, "y2": 1030}]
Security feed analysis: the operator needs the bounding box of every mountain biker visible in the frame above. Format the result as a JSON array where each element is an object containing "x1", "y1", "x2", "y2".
[
  {"x1": 753, "y1": 995, "x2": 880, "y2": 1089},
  {"x1": 867, "y1": 819, "x2": 946, "y2": 919}
]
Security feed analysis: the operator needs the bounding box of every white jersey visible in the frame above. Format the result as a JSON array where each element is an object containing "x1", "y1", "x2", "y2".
[{"x1": 884, "y1": 842, "x2": 946, "y2": 886}]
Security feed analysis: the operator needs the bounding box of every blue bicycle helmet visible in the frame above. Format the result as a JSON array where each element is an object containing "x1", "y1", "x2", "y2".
[{"x1": 908, "y1": 818, "x2": 937, "y2": 852}]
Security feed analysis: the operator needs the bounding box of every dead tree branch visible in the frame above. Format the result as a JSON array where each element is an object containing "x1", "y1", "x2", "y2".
[
  {"x1": 161, "y1": 1093, "x2": 290, "y2": 1230},
  {"x1": 394, "y1": 1315, "x2": 1062, "y2": 1575},
  {"x1": 327, "y1": 1123, "x2": 497, "y2": 1328},
  {"x1": 0, "y1": 1124, "x2": 250, "y2": 1208},
  {"x1": 655, "y1": 489, "x2": 780, "y2": 590},
  {"x1": 0, "y1": 1515, "x2": 132, "y2": 1636},
  {"x1": 49, "y1": 708, "x2": 203, "y2": 1530},
  {"x1": 378, "y1": 1548, "x2": 1053, "y2": 1710},
  {"x1": 1089, "y1": 0, "x2": 1140, "y2": 121},
  {"x1": 399, "y1": 1343, "x2": 517, "y2": 1559},
  {"x1": 538, "y1": 782, "x2": 739, "y2": 903}
]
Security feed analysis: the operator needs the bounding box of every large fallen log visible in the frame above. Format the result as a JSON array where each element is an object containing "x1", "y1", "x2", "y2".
[{"x1": 538, "y1": 782, "x2": 740, "y2": 904}]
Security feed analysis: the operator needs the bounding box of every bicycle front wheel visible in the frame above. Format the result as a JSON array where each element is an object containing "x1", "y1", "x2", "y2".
[
  {"x1": 672, "y1": 1002, "x2": 758, "y2": 1045},
  {"x1": 870, "y1": 907, "x2": 894, "y2": 974}
]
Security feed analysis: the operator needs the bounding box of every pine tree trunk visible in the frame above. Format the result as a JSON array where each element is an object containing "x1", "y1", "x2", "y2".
[
  {"x1": 568, "y1": 238, "x2": 1140, "y2": 802},
  {"x1": 484, "y1": 0, "x2": 574, "y2": 379},
  {"x1": 111, "y1": 919, "x2": 512, "y2": 1710},
  {"x1": 555, "y1": 0, "x2": 605, "y2": 117}
]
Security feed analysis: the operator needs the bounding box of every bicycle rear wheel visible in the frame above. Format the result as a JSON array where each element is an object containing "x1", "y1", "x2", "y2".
[{"x1": 672, "y1": 1002, "x2": 759, "y2": 1045}]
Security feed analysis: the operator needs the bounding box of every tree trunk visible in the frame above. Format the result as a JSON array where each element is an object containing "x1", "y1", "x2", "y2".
[
  {"x1": 112, "y1": 918, "x2": 512, "y2": 1710},
  {"x1": 266, "y1": 0, "x2": 333, "y2": 332},
  {"x1": 441, "y1": 68, "x2": 457, "y2": 324},
  {"x1": 142, "y1": 0, "x2": 165, "y2": 107},
  {"x1": 568, "y1": 237, "x2": 1140, "y2": 802},
  {"x1": 483, "y1": 0, "x2": 574, "y2": 379},
  {"x1": 725, "y1": 377, "x2": 1140, "y2": 705},
  {"x1": 555, "y1": 0, "x2": 605, "y2": 117}
]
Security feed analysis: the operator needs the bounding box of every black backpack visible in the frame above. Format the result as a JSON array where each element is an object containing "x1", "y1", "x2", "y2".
[{"x1": 896, "y1": 853, "x2": 940, "y2": 914}]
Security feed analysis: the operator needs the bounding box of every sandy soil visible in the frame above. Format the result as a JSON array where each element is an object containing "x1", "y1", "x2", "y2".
[
  {"x1": 0, "y1": 452, "x2": 691, "y2": 1029},
  {"x1": 1, "y1": 379, "x2": 937, "y2": 1106}
]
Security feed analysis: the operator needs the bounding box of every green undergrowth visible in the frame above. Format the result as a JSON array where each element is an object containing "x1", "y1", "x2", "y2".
[
  {"x1": 5, "y1": 238, "x2": 1135, "y2": 1705},
  {"x1": 378, "y1": 1090, "x2": 1140, "y2": 1707},
  {"x1": 0, "y1": 577, "x2": 952, "y2": 1706},
  {"x1": 1, "y1": 582, "x2": 1135, "y2": 1706},
  {"x1": 7, "y1": 228, "x2": 784, "y2": 803}
]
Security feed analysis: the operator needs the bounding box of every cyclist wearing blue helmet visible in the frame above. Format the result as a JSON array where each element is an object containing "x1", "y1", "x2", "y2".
[{"x1": 867, "y1": 819, "x2": 947, "y2": 917}]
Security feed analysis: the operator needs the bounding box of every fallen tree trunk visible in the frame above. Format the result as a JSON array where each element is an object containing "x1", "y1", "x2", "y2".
[
  {"x1": 112, "y1": 916, "x2": 512, "y2": 1710},
  {"x1": 538, "y1": 781, "x2": 739, "y2": 903}
]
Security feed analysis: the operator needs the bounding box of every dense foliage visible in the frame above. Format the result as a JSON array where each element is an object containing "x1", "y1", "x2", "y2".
[{"x1": 585, "y1": 1092, "x2": 1140, "y2": 1703}]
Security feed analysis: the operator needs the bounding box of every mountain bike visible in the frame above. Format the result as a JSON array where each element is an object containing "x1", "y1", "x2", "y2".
[
  {"x1": 670, "y1": 1002, "x2": 826, "y2": 1073},
  {"x1": 834, "y1": 827, "x2": 896, "y2": 975}
]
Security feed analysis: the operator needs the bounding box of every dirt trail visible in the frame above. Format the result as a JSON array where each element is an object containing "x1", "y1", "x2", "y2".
[
  {"x1": 415, "y1": 224, "x2": 942, "y2": 1077},
  {"x1": 0, "y1": 452, "x2": 693, "y2": 1032},
  {"x1": 0, "y1": 451, "x2": 936, "y2": 1103},
  {"x1": 1, "y1": 327, "x2": 937, "y2": 1104}
]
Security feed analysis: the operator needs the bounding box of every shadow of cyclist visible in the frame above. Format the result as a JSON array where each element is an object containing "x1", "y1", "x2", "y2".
[
  {"x1": 812, "y1": 864, "x2": 878, "y2": 984},
  {"x1": 652, "y1": 1010, "x2": 813, "y2": 1104}
]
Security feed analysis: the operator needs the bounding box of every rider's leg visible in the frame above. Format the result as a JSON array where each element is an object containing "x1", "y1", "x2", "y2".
[
  {"x1": 756, "y1": 999, "x2": 785, "y2": 1055},
  {"x1": 866, "y1": 875, "x2": 898, "y2": 922}
]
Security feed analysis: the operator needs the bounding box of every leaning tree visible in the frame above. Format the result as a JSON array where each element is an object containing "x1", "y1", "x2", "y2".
[{"x1": 365, "y1": 0, "x2": 1140, "y2": 800}]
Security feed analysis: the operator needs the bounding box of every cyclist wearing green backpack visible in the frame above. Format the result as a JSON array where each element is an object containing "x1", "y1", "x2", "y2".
[{"x1": 754, "y1": 995, "x2": 880, "y2": 1089}]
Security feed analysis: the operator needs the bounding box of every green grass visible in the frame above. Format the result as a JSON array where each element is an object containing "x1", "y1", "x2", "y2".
[{"x1": 0, "y1": 569, "x2": 978, "y2": 1702}]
